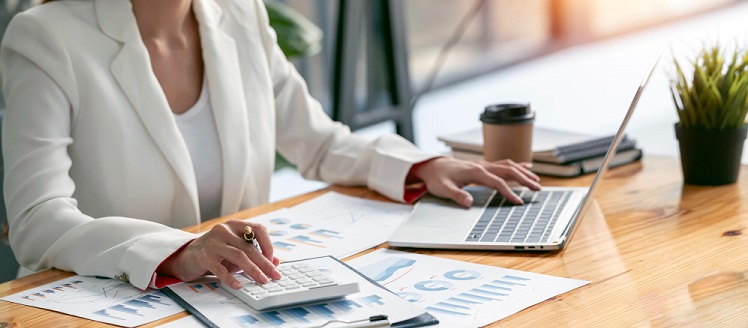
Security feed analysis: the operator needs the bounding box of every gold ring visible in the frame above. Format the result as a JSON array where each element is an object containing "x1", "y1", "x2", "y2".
[{"x1": 243, "y1": 226, "x2": 256, "y2": 243}]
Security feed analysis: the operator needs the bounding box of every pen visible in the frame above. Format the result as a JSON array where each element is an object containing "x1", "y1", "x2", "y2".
[
  {"x1": 308, "y1": 314, "x2": 390, "y2": 328},
  {"x1": 345, "y1": 315, "x2": 390, "y2": 328}
]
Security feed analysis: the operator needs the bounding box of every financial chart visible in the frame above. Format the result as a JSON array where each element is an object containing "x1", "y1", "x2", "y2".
[
  {"x1": 350, "y1": 249, "x2": 588, "y2": 327},
  {"x1": 1, "y1": 275, "x2": 183, "y2": 327},
  {"x1": 247, "y1": 192, "x2": 412, "y2": 261},
  {"x1": 168, "y1": 256, "x2": 426, "y2": 328}
]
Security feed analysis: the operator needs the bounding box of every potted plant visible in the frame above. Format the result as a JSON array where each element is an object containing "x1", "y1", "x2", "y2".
[{"x1": 670, "y1": 44, "x2": 748, "y2": 185}]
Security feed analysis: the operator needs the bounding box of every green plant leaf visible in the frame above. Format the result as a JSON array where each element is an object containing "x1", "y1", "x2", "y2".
[
  {"x1": 265, "y1": 0, "x2": 323, "y2": 58},
  {"x1": 669, "y1": 43, "x2": 748, "y2": 130}
]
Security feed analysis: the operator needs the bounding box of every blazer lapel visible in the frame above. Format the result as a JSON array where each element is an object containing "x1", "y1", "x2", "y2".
[
  {"x1": 96, "y1": 0, "x2": 200, "y2": 224},
  {"x1": 193, "y1": 0, "x2": 253, "y2": 215}
]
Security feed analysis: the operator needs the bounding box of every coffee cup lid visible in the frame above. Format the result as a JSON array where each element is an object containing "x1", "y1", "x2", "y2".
[{"x1": 480, "y1": 103, "x2": 534, "y2": 124}]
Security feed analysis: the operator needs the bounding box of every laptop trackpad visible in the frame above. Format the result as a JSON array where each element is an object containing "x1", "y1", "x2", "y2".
[{"x1": 406, "y1": 197, "x2": 483, "y2": 228}]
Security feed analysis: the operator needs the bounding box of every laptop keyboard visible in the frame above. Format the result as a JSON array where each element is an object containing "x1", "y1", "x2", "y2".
[{"x1": 465, "y1": 190, "x2": 572, "y2": 243}]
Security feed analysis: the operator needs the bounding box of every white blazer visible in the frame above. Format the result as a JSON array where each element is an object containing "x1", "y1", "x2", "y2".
[{"x1": 1, "y1": 0, "x2": 436, "y2": 289}]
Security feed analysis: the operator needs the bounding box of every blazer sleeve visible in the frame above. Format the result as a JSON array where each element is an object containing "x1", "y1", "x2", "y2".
[
  {"x1": 250, "y1": 0, "x2": 439, "y2": 201},
  {"x1": 0, "y1": 12, "x2": 194, "y2": 290}
]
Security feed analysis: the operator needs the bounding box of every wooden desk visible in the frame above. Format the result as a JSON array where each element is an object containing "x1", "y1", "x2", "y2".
[{"x1": 1, "y1": 155, "x2": 746, "y2": 327}]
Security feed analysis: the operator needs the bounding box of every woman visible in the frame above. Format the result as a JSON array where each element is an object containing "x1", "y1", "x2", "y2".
[{"x1": 0, "y1": 0, "x2": 540, "y2": 290}]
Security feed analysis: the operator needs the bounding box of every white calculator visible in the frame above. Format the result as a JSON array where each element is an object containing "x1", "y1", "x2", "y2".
[{"x1": 222, "y1": 260, "x2": 361, "y2": 310}]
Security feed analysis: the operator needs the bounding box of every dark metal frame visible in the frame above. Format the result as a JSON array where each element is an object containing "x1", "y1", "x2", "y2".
[{"x1": 332, "y1": 0, "x2": 414, "y2": 141}]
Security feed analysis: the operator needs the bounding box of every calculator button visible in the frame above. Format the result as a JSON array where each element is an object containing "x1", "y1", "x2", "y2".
[{"x1": 223, "y1": 259, "x2": 361, "y2": 310}]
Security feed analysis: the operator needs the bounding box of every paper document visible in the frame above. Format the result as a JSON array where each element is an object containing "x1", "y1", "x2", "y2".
[
  {"x1": 348, "y1": 249, "x2": 589, "y2": 327},
  {"x1": 246, "y1": 192, "x2": 412, "y2": 261},
  {"x1": 0, "y1": 275, "x2": 183, "y2": 327},
  {"x1": 166, "y1": 256, "x2": 426, "y2": 327}
]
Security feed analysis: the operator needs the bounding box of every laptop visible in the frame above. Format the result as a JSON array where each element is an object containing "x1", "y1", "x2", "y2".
[{"x1": 389, "y1": 55, "x2": 660, "y2": 251}]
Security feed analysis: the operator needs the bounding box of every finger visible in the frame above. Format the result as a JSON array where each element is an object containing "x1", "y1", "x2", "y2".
[
  {"x1": 248, "y1": 223, "x2": 277, "y2": 266},
  {"x1": 209, "y1": 260, "x2": 242, "y2": 290},
  {"x1": 225, "y1": 234, "x2": 281, "y2": 281},
  {"x1": 469, "y1": 171, "x2": 523, "y2": 204},
  {"x1": 223, "y1": 220, "x2": 281, "y2": 280},
  {"x1": 517, "y1": 163, "x2": 541, "y2": 182},
  {"x1": 432, "y1": 179, "x2": 473, "y2": 207},
  {"x1": 491, "y1": 165, "x2": 541, "y2": 191},
  {"x1": 218, "y1": 244, "x2": 270, "y2": 284},
  {"x1": 490, "y1": 159, "x2": 540, "y2": 182}
]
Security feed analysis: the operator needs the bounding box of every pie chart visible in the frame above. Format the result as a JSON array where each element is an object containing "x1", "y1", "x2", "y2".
[
  {"x1": 414, "y1": 280, "x2": 453, "y2": 291},
  {"x1": 444, "y1": 270, "x2": 481, "y2": 280}
]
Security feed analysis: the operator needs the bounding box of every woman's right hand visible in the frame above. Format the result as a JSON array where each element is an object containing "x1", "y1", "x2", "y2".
[{"x1": 158, "y1": 219, "x2": 281, "y2": 289}]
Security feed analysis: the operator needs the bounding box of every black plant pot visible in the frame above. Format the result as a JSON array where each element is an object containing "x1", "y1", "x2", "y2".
[{"x1": 675, "y1": 123, "x2": 748, "y2": 185}]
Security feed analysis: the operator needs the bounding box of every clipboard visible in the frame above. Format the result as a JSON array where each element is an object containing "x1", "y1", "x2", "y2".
[{"x1": 163, "y1": 256, "x2": 438, "y2": 327}]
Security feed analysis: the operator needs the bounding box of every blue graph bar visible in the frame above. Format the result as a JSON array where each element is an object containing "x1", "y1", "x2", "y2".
[
  {"x1": 491, "y1": 279, "x2": 526, "y2": 287},
  {"x1": 427, "y1": 306, "x2": 471, "y2": 317},
  {"x1": 93, "y1": 309, "x2": 126, "y2": 320},
  {"x1": 311, "y1": 229, "x2": 343, "y2": 239},
  {"x1": 448, "y1": 297, "x2": 481, "y2": 305},
  {"x1": 332, "y1": 299, "x2": 362, "y2": 311},
  {"x1": 459, "y1": 292, "x2": 495, "y2": 302},
  {"x1": 290, "y1": 235, "x2": 324, "y2": 244},
  {"x1": 258, "y1": 311, "x2": 286, "y2": 326},
  {"x1": 109, "y1": 304, "x2": 144, "y2": 316},
  {"x1": 232, "y1": 314, "x2": 260, "y2": 327},
  {"x1": 471, "y1": 288, "x2": 508, "y2": 298},
  {"x1": 481, "y1": 283, "x2": 512, "y2": 292},
  {"x1": 503, "y1": 275, "x2": 531, "y2": 281},
  {"x1": 124, "y1": 299, "x2": 156, "y2": 309},
  {"x1": 139, "y1": 293, "x2": 170, "y2": 305},
  {"x1": 283, "y1": 307, "x2": 312, "y2": 324},
  {"x1": 309, "y1": 304, "x2": 337, "y2": 319},
  {"x1": 359, "y1": 295, "x2": 385, "y2": 306},
  {"x1": 273, "y1": 241, "x2": 297, "y2": 251},
  {"x1": 434, "y1": 301, "x2": 471, "y2": 311}
]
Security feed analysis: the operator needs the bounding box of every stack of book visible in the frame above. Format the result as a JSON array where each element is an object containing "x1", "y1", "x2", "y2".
[{"x1": 438, "y1": 127, "x2": 643, "y2": 177}]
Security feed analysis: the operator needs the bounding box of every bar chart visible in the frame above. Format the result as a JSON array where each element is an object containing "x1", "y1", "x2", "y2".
[
  {"x1": 1, "y1": 275, "x2": 183, "y2": 327},
  {"x1": 228, "y1": 294, "x2": 387, "y2": 327},
  {"x1": 248, "y1": 194, "x2": 412, "y2": 261},
  {"x1": 348, "y1": 249, "x2": 588, "y2": 327}
]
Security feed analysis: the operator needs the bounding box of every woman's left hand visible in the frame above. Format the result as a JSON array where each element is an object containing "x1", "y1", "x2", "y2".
[{"x1": 409, "y1": 157, "x2": 541, "y2": 207}]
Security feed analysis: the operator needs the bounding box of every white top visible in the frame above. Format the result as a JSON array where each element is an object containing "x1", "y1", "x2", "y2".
[
  {"x1": 0, "y1": 0, "x2": 437, "y2": 289},
  {"x1": 174, "y1": 80, "x2": 224, "y2": 220}
]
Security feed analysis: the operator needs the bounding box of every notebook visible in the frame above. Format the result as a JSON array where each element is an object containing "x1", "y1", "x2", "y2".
[{"x1": 389, "y1": 55, "x2": 660, "y2": 251}]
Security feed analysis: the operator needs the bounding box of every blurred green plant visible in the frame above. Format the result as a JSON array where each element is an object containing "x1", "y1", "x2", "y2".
[
  {"x1": 264, "y1": 1, "x2": 322, "y2": 171},
  {"x1": 670, "y1": 44, "x2": 748, "y2": 130},
  {"x1": 265, "y1": 0, "x2": 322, "y2": 58}
]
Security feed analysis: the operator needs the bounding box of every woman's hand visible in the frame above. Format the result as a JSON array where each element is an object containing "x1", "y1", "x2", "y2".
[
  {"x1": 410, "y1": 157, "x2": 541, "y2": 207},
  {"x1": 158, "y1": 219, "x2": 281, "y2": 289}
]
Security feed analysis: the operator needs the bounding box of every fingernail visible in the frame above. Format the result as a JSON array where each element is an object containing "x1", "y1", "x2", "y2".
[
  {"x1": 257, "y1": 274, "x2": 269, "y2": 284},
  {"x1": 232, "y1": 282, "x2": 242, "y2": 289},
  {"x1": 271, "y1": 269, "x2": 282, "y2": 280},
  {"x1": 462, "y1": 194, "x2": 473, "y2": 207}
]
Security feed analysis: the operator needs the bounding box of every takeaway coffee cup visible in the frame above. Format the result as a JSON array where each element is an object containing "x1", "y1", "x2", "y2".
[{"x1": 480, "y1": 103, "x2": 535, "y2": 163}]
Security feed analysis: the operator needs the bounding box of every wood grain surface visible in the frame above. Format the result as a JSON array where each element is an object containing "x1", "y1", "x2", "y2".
[{"x1": 1, "y1": 155, "x2": 746, "y2": 327}]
